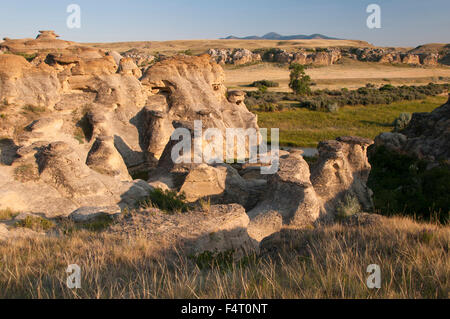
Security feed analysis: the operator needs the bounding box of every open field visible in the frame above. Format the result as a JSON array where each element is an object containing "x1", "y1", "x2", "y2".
[
  {"x1": 0, "y1": 214, "x2": 447, "y2": 299},
  {"x1": 225, "y1": 60, "x2": 450, "y2": 91},
  {"x1": 87, "y1": 38, "x2": 373, "y2": 55},
  {"x1": 257, "y1": 95, "x2": 447, "y2": 147}
]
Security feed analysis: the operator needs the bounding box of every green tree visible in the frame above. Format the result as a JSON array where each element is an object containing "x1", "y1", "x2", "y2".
[{"x1": 289, "y1": 63, "x2": 311, "y2": 96}]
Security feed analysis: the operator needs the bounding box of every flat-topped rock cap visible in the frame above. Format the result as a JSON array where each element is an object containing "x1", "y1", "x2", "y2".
[
  {"x1": 36, "y1": 30, "x2": 60, "y2": 40},
  {"x1": 337, "y1": 136, "x2": 374, "y2": 146}
]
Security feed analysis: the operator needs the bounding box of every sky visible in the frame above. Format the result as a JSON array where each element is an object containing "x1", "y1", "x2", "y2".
[{"x1": 0, "y1": 0, "x2": 449, "y2": 47}]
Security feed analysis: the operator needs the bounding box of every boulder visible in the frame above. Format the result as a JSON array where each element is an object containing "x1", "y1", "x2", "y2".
[
  {"x1": 247, "y1": 151, "x2": 324, "y2": 241},
  {"x1": 178, "y1": 163, "x2": 265, "y2": 209},
  {"x1": 86, "y1": 136, "x2": 132, "y2": 181},
  {"x1": 110, "y1": 204, "x2": 257, "y2": 257},
  {"x1": 117, "y1": 57, "x2": 142, "y2": 78}
]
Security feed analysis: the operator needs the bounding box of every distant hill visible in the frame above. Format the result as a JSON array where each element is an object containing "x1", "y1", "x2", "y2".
[{"x1": 221, "y1": 32, "x2": 341, "y2": 40}]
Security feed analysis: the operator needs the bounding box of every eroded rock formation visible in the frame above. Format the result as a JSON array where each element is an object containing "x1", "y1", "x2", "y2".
[{"x1": 374, "y1": 94, "x2": 450, "y2": 163}]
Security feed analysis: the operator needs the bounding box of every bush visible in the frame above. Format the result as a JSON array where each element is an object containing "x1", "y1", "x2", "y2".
[
  {"x1": 0, "y1": 208, "x2": 19, "y2": 220},
  {"x1": 336, "y1": 194, "x2": 362, "y2": 221},
  {"x1": 15, "y1": 216, "x2": 55, "y2": 231},
  {"x1": 250, "y1": 80, "x2": 279, "y2": 88},
  {"x1": 368, "y1": 146, "x2": 450, "y2": 223},
  {"x1": 144, "y1": 188, "x2": 189, "y2": 213},
  {"x1": 393, "y1": 112, "x2": 412, "y2": 131}
]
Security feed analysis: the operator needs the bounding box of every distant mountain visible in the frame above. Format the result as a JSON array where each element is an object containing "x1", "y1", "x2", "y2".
[{"x1": 221, "y1": 32, "x2": 341, "y2": 40}]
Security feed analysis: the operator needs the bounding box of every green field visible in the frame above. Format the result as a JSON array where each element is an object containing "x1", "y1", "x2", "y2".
[{"x1": 256, "y1": 95, "x2": 447, "y2": 147}]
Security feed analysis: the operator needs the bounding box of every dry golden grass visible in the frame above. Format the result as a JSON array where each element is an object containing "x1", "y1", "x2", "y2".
[
  {"x1": 0, "y1": 215, "x2": 448, "y2": 298},
  {"x1": 225, "y1": 60, "x2": 450, "y2": 91}
]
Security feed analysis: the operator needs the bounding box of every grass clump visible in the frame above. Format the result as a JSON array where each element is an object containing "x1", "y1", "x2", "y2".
[
  {"x1": 393, "y1": 112, "x2": 412, "y2": 131},
  {"x1": 336, "y1": 194, "x2": 362, "y2": 221},
  {"x1": 22, "y1": 105, "x2": 46, "y2": 114},
  {"x1": 190, "y1": 249, "x2": 235, "y2": 271},
  {"x1": 15, "y1": 216, "x2": 55, "y2": 232},
  {"x1": 5, "y1": 51, "x2": 37, "y2": 62},
  {"x1": 80, "y1": 215, "x2": 115, "y2": 232},
  {"x1": 143, "y1": 188, "x2": 189, "y2": 213},
  {"x1": 13, "y1": 164, "x2": 39, "y2": 182},
  {"x1": 0, "y1": 208, "x2": 19, "y2": 220}
]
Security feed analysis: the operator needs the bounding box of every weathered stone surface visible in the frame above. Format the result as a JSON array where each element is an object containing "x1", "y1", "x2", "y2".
[
  {"x1": 140, "y1": 54, "x2": 259, "y2": 160},
  {"x1": 178, "y1": 163, "x2": 266, "y2": 209},
  {"x1": 339, "y1": 212, "x2": 384, "y2": 227},
  {"x1": 311, "y1": 136, "x2": 374, "y2": 216},
  {"x1": 118, "y1": 57, "x2": 142, "y2": 78},
  {"x1": 86, "y1": 136, "x2": 131, "y2": 181},
  {"x1": 208, "y1": 48, "x2": 261, "y2": 65},
  {"x1": 0, "y1": 54, "x2": 61, "y2": 107},
  {"x1": 69, "y1": 206, "x2": 120, "y2": 222},
  {"x1": 109, "y1": 204, "x2": 257, "y2": 257},
  {"x1": 247, "y1": 151, "x2": 324, "y2": 241}
]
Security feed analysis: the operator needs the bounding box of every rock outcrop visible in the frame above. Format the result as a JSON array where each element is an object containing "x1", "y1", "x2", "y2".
[
  {"x1": 109, "y1": 204, "x2": 257, "y2": 257},
  {"x1": 374, "y1": 94, "x2": 450, "y2": 163},
  {"x1": 0, "y1": 32, "x2": 261, "y2": 219},
  {"x1": 208, "y1": 48, "x2": 262, "y2": 65},
  {"x1": 247, "y1": 137, "x2": 375, "y2": 242},
  {"x1": 310, "y1": 136, "x2": 374, "y2": 215},
  {"x1": 0, "y1": 31, "x2": 379, "y2": 248}
]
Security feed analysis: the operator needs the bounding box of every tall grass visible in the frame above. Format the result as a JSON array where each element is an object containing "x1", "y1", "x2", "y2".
[
  {"x1": 257, "y1": 96, "x2": 447, "y2": 147},
  {"x1": 0, "y1": 216, "x2": 448, "y2": 298}
]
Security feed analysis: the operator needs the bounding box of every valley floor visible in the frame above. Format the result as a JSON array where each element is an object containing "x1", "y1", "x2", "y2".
[{"x1": 257, "y1": 96, "x2": 447, "y2": 147}]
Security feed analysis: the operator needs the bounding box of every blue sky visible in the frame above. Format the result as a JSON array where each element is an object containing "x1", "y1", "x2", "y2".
[{"x1": 0, "y1": 0, "x2": 449, "y2": 47}]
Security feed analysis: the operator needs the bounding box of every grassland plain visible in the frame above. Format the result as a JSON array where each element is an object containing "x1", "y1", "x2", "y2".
[
  {"x1": 225, "y1": 60, "x2": 450, "y2": 91},
  {"x1": 0, "y1": 214, "x2": 448, "y2": 299},
  {"x1": 257, "y1": 95, "x2": 447, "y2": 147}
]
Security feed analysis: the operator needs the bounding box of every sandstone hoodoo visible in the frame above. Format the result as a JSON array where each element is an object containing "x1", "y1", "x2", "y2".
[{"x1": 0, "y1": 31, "x2": 416, "y2": 253}]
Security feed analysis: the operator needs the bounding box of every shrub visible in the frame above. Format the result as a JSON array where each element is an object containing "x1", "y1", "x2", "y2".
[
  {"x1": 250, "y1": 80, "x2": 280, "y2": 88},
  {"x1": 258, "y1": 85, "x2": 268, "y2": 93},
  {"x1": 144, "y1": 188, "x2": 189, "y2": 213},
  {"x1": 368, "y1": 146, "x2": 450, "y2": 223},
  {"x1": 22, "y1": 105, "x2": 46, "y2": 114},
  {"x1": 393, "y1": 112, "x2": 412, "y2": 131},
  {"x1": 336, "y1": 194, "x2": 362, "y2": 221},
  {"x1": 0, "y1": 208, "x2": 19, "y2": 220},
  {"x1": 15, "y1": 216, "x2": 55, "y2": 231},
  {"x1": 326, "y1": 103, "x2": 339, "y2": 113}
]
